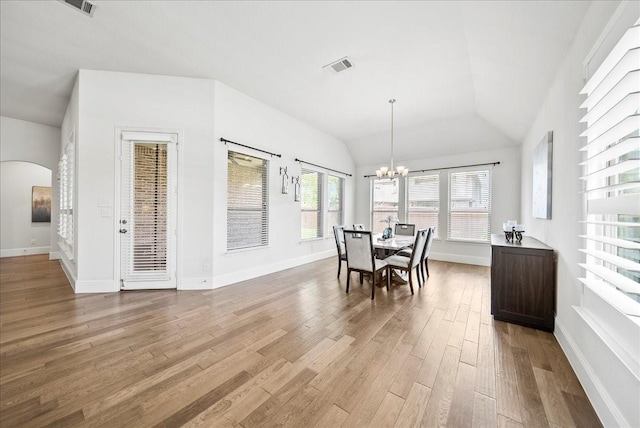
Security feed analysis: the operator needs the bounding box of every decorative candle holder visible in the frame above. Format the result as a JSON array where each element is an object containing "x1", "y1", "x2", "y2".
[
  {"x1": 504, "y1": 226, "x2": 524, "y2": 243},
  {"x1": 503, "y1": 221, "x2": 524, "y2": 243}
]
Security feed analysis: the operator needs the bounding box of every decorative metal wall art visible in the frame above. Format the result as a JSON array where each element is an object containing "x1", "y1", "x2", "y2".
[
  {"x1": 280, "y1": 167, "x2": 289, "y2": 194},
  {"x1": 292, "y1": 176, "x2": 301, "y2": 201}
]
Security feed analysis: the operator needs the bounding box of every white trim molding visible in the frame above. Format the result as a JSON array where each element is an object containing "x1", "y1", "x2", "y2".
[
  {"x1": 0, "y1": 246, "x2": 51, "y2": 258},
  {"x1": 430, "y1": 251, "x2": 490, "y2": 267},
  {"x1": 556, "y1": 313, "x2": 639, "y2": 428},
  {"x1": 213, "y1": 249, "x2": 334, "y2": 289}
]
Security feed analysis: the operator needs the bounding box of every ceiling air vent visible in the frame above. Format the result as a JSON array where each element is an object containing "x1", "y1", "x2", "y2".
[
  {"x1": 60, "y1": 0, "x2": 96, "y2": 17},
  {"x1": 323, "y1": 57, "x2": 354, "y2": 74}
]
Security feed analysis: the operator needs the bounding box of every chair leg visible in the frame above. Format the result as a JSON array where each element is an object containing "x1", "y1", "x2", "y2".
[
  {"x1": 359, "y1": 272, "x2": 364, "y2": 284},
  {"x1": 417, "y1": 265, "x2": 423, "y2": 288},
  {"x1": 408, "y1": 270, "x2": 414, "y2": 295},
  {"x1": 371, "y1": 273, "x2": 375, "y2": 299},
  {"x1": 346, "y1": 270, "x2": 351, "y2": 293},
  {"x1": 425, "y1": 259, "x2": 430, "y2": 278},
  {"x1": 386, "y1": 267, "x2": 390, "y2": 291},
  {"x1": 337, "y1": 259, "x2": 342, "y2": 278}
]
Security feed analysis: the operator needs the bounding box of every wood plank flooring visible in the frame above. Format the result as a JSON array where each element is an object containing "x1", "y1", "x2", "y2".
[{"x1": 0, "y1": 255, "x2": 602, "y2": 427}]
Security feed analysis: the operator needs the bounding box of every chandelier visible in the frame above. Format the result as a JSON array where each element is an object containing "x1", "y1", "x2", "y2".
[{"x1": 376, "y1": 99, "x2": 408, "y2": 179}]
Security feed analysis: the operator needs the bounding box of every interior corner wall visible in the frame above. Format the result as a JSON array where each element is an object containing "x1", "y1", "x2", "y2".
[
  {"x1": 0, "y1": 116, "x2": 61, "y2": 259},
  {"x1": 212, "y1": 81, "x2": 356, "y2": 288},
  {"x1": 74, "y1": 70, "x2": 216, "y2": 292},
  {"x1": 355, "y1": 145, "x2": 521, "y2": 266},
  {"x1": 518, "y1": 1, "x2": 639, "y2": 426}
]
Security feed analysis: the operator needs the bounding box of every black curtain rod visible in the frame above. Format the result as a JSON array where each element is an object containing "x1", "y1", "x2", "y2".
[
  {"x1": 364, "y1": 161, "x2": 500, "y2": 178},
  {"x1": 220, "y1": 137, "x2": 282, "y2": 158},
  {"x1": 295, "y1": 159, "x2": 352, "y2": 177}
]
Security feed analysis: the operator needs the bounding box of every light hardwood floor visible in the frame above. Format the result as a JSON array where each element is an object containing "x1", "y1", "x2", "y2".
[{"x1": 0, "y1": 255, "x2": 601, "y2": 427}]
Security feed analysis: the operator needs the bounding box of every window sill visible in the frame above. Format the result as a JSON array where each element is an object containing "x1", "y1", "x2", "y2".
[
  {"x1": 226, "y1": 245, "x2": 270, "y2": 255},
  {"x1": 445, "y1": 238, "x2": 490, "y2": 245},
  {"x1": 299, "y1": 237, "x2": 325, "y2": 244}
]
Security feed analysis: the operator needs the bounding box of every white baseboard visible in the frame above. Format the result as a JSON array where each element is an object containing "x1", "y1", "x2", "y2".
[
  {"x1": 0, "y1": 246, "x2": 51, "y2": 258},
  {"x1": 213, "y1": 249, "x2": 334, "y2": 289},
  {"x1": 179, "y1": 277, "x2": 214, "y2": 290},
  {"x1": 59, "y1": 259, "x2": 77, "y2": 291},
  {"x1": 49, "y1": 252, "x2": 61, "y2": 260},
  {"x1": 555, "y1": 316, "x2": 627, "y2": 428},
  {"x1": 74, "y1": 279, "x2": 117, "y2": 293},
  {"x1": 430, "y1": 251, "x2": 490, "y2": 267}
]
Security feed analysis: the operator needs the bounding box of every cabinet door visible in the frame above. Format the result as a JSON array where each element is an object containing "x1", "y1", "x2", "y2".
[{"x1": 491, "y1": 246, "x2": 554, "y2": 331}]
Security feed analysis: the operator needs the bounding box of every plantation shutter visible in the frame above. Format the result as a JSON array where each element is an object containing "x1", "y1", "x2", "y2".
[
  {"x1": 448, "y1": 169, "x2": 492, "y2": 242},
  {"x1": 57, "y1": 141, "x2": 74, "y2": 257},
  {"x1": 227, "y1": 151, "x2": 269, "y2": 250},
  {"x1": 578, "y1": 23, "x2": 640, "y2": 317}
]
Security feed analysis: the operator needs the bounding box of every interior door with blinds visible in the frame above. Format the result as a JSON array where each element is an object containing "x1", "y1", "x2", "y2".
[{"x1": 120, "y1": 131, "x2": 178, "y2": 290}]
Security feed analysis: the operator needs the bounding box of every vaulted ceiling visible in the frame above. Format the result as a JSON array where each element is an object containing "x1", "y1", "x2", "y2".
[{"x1": 0, "y1": 1, "x2": 591, "y2": 165}]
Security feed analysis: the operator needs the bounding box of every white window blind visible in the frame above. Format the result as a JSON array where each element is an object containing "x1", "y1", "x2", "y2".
[
  {"x1": 407, "y1": 174, "x2": 439, "y2": 238},
  {"x1": 301, "y1": 168, "x2": 324, "y2": 239},
  {"x1": 372, "y1": 179, "x2": 399, "y2": 228},
  {"x1": 448, "y1": 169, "x2": 491, "y2": 242},
  {"x1": 227, "y1": 151, "x2": 269, "y2": 250},
  {"x1": 57, "y1": 141, "x2": 74, "y2": 259},
  {"x1": 327, "y1": 175, "x2": 344, "y2": 236},
  {"x1": 578, "y1": 22, "x2": 640, "y2": 317}
]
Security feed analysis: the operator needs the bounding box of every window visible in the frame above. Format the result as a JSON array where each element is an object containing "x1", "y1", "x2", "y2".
[
  {"x1": 227, "y1": 151, "x2": 268, "y2": 250},
  {"x1": 407, "y1": 174, "x2": 439, "y2": 238},
  {"x1": 58, "y1": 140, "x2": 74, "y2": 259},
  {"x1": 372, "y1": 178, "x2": 398, "y2": 228},
  {"x1": 448, "y1": 169, "x2": 491, "y2": 242},
  {"x1": 301, "y1": 168, "x2": 323, "y2": 239},
  {"x1": 579, "y1": 22, "x2": 640, "y2": 317},
  {"x1": 326, "y1": 175, "x2": 344, "y2": 235}
]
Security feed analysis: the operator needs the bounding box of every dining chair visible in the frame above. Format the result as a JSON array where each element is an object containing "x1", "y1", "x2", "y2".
[
  {"x1": 332, "y1": 225, "x2": 347, "y2": 278},
  {"x1": 395, "y1": 223, "x2": 415, "y2": 236},
  {"x1": 343, "y1": 230, "x2": 389, "y2": 299},
  {"x1": 397, "y1": 226, "x2": 433, "y2": 286},
  {"x1": 384, "y1": 228, "x2": 428, "y2": 295},
  {"x1": 353, "y1": 223, "x2": 365, "y2": 231},
  {"x1": 419, "y1": 227, "x2": 435, "y2": 284}
]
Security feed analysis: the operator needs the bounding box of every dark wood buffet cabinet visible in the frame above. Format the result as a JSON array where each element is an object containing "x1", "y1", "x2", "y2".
[{"x1": 490, "y1": 234, "x2": 555, "y2": 332}]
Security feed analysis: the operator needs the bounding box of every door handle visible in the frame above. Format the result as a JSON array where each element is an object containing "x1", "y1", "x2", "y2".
[{"x1": 119, "y1": 228, "x2": 127, "y2": 234}]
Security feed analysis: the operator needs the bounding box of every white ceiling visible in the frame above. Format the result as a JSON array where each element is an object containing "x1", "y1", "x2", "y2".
[{"x1": 0, "y1": 1, "x2": 591, "y2": 165}]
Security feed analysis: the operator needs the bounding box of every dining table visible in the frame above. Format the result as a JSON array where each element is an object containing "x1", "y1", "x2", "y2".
[
  {"x1": 372, "y1": 234, "x2": 414, "y2": 255},
  {"x1": 372, "y1": 233, "x2": 415, "y2": 284}
]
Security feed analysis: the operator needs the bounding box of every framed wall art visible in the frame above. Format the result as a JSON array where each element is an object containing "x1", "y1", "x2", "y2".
[
  {"x1": 532, "y1": 131, "x2": 553, "y2": 219},
  {"x1": 32, "y1": 185, "x2": 52, "y2": 223}
]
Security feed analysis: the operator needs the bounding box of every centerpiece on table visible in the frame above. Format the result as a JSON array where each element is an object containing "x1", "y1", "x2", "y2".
[{"x1": 380, "y1": 215, "x2": 399, "y2": 239}]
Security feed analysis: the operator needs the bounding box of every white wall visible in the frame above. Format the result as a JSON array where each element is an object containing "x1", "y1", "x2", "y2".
[
  {"x1": 0, "y1": 116, "x2": 61, "y2": 259},
  {"x1": 70, "y1": 70, "x2": 215, "y2": 292},
  {"x1": 0, "y1": 162, "x2": 52, "y2": 257},
  {"x1": 65, "y1": 71, "x2": 355, "y2": 292},
  {"x1": 355, "y1": 145, "x2": 521, "y2": 266},
  {"x1": 519, "y1": 2, "x2": 639, "y2": 426},
  {"x1": 212, "y1": 81, "x2": 356, "y2": 287}
]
